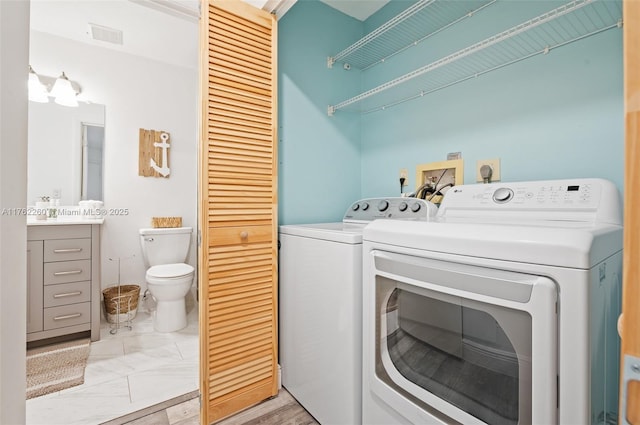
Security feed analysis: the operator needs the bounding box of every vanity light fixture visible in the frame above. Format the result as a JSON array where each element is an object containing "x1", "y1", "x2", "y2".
[
  {"x1": 28, "y1": 66, "x2": 48, "y2": 103},
  {"x1": 50, "y1": 72, "x2": 79, "y2": 107},
  {"x1": 28, "y1": 67, "x2": 82, "y2": 107}
]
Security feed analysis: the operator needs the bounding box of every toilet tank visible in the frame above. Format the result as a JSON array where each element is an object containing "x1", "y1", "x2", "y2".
[{"x1": 139, "y1": 227, "x2": 192, "y2": 267}]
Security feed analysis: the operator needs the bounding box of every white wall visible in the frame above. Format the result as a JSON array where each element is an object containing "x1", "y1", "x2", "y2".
[
  {"x1": 0, "y1": 1, "x2": 29, "y2": 423},
  {"x1": 29, "y1": 29, "x2": 199, "y2": 295}
]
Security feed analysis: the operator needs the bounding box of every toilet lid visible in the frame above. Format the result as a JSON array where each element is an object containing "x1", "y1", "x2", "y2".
[{"x1": 147, "y1": 263, "x2": 194, "y2": 279}]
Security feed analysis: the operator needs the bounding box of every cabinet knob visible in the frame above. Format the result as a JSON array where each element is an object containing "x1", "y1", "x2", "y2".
[{"x1": 240, "y1": 231, "x2": 249, "y2": 240}]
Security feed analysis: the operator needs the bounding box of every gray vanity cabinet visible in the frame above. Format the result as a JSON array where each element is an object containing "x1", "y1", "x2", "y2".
[
  {"x1": 26, "y1": 240, "x2": 44, "y2": 334},
  {"x1": 27, "y1": 224, "x2": 101, "y2": 342}
]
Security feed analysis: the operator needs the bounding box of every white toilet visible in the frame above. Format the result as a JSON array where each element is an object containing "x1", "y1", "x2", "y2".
[{"x1": 139, "y1": 226, "x2": 195, "y2": 332}]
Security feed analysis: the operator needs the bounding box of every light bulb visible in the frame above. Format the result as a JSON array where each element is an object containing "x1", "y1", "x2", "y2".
[
  {"x1": 51, "y1": 72, "x2": 78, "y2": 107},
  {"x1": 28, "y1": 66, "x2": 49, "y2": 103}
]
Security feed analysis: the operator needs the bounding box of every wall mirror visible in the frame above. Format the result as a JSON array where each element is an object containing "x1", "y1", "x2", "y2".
[{"x1": 28, "y1": 101, "x2": 105, "y2": 205}]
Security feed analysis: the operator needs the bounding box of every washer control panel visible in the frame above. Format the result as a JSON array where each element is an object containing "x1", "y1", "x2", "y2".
[{"x1": 343, "y1": 197, "x2": 438, "y2": 222}]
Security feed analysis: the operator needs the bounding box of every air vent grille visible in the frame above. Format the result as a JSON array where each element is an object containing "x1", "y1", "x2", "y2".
[{"x1": 88, "y1": 23, "x2": 123, "y2": 45}]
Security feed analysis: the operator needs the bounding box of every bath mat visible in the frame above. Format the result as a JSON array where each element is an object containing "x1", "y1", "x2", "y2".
[{"x1": 26, "y1": 338, "x2": 91, "y2": 399}]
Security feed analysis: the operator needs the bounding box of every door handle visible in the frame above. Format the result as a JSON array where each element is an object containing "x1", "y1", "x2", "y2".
[
  {"x1": 621, "y1": 354, "x2": 640, "y2": 424},
  {"x1": 53, "y1": 248, "x2": 82, "y2": 253}
]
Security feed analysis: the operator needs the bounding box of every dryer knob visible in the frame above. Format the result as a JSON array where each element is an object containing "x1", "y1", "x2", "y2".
[
  {"x1": 493, "y1": 188, "x2": 514, "y2": 203},
  {"x1": 398, "y1": 202, "x2": 408, "y2": 212},
  {"x1": 361, "y1": 202, "x2": 370, "y2": 211},
  {"x1": 352, "y1": 203, "x2": 360, "y2": 211},
  {"x1": 411, "y1": 202, "x2": 421, "y2": 212},
  {"x1": 378, "y1": 200, "x2": 389, "y2": 212}
]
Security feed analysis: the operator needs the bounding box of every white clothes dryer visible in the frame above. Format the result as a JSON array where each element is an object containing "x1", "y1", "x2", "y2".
[
  {"x1": 362, "y1": 178, "x2": 623, "y2": 425},
  {"x1": 279, "y1": 197, "x2": 437, "y2": 425}
]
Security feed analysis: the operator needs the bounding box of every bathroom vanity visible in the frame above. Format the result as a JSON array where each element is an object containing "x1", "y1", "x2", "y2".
[{"x1": 27, "y1": 219, "x2": 103, "y2": 343}]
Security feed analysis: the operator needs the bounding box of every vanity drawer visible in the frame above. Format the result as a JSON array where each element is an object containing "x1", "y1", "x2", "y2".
[
  {"x1": 43, "y1": 302, "x2": 90, "y2": 331},
  {"x1": 44, "y1": 260, "x2": 91, "y2": 285},
  {"x1": 44, "y1": 281, "x2": 91, "y2": 308},
  {"x1": 44, "y1": 238, "x2": 91, "y2": 262}
]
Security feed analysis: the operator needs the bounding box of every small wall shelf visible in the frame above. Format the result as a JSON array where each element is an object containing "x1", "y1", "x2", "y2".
[
  {"x1": 327, "y1": 0, "x2": 496, "y2": 71},
  {"x1": 327, "y1": 0, "x2": 622, "y2": 116}
]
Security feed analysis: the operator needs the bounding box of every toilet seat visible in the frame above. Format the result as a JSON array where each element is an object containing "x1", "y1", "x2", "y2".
[{"x1": 146, "y1": 263, "x2": 194, "y2": 281}]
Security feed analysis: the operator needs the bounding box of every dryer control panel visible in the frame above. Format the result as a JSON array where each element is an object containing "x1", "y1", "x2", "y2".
[
  {"x1": 343, "y1": 197, "x2": 438, "y2": 222},
  {"x1": 438, "y1": 178, "x2": 621, "y2": 225}
]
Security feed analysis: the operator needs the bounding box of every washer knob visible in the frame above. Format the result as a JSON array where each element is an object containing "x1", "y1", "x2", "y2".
[
  {"x1": 378, "y1": 200, "x2": 389, "y2": 212},
  {"x1": 398, "y1": 202, "x2": 408, "y2": 212},
  {"x1": 411, "y1": 202, "x2": 422, "y2": 212},
  {"x1": 493, "y1": 188, "x2": 514, "y2": 203},
  {"x1": 352, "y1": 203, "x2": 360, "y2": 211},
  {"x1": 361, "y1": 202, "x2": 369, "y2": 211}
]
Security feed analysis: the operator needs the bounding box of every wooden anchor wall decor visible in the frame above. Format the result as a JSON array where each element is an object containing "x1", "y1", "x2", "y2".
[{"x1": 139, "y1": 128, "x2": 171, "y2": 178}]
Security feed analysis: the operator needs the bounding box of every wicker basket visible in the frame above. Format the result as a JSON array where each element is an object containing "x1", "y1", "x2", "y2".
[
  {"x1": 102, "y1": 285, "x2": 140, "y2": 323},
  {"x1": 151, "y1": 216, "x2": 182, "y2": 228}
]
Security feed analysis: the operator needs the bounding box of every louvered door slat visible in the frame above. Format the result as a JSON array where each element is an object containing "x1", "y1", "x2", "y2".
[
  {"x1": 211, "y1": 55, "x2": 271, "y2": 81},
  {"x1": 209, "y1": 29, "x2": 270, "y2": 61},
  {"x1": 211, "y1": 11, "x2": 270, "y2": 47},
  {"x1": 209, "y1": 101, "x2": 270, "y2": 121},
  {"x1": 210, "y1": 63, "x2": 271, "y2": 91},
  {"x1": 200, "y1": 0, "x2": 277, "y2": 422}
]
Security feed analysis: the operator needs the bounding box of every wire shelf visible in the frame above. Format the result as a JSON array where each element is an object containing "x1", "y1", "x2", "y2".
[
  {"x1": 328, "y1": 0, "x2": 622, "y2": 116},
  {"x1": 328, "y1": 0, "x2": 496, "y2": 70}
]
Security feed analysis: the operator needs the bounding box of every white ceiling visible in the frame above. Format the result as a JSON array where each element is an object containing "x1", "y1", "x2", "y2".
[
  {"x1": 29, "y1": 0, "x2": 389, "y2": 69},
  {"x1": 319, "y1": 0, "x2": 389, "y2": 21}
]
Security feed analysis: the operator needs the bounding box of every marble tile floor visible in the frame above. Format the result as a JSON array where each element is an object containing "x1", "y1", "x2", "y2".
[{"x1": 26, "y1": 305, "x2": 199, "y2": 425}]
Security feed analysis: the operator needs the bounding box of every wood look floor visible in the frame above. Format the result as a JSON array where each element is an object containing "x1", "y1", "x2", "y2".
[{"x1": 113, "y1": 388, "x2": 319, "y2": 425}]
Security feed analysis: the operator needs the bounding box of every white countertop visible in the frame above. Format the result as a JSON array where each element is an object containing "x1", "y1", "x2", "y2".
[
  {"x1": 27, "y1": 217, "x2": 105, "y2": 226},
  {"x1": 26, "y1": 205, "x2": 106, "y2": 226}
]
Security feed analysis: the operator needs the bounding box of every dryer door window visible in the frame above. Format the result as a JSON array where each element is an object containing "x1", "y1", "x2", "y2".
[
  {"x1": 384, "y1": 287, "x2": 527, "y2": 424},
  {"x1": 369, "y1": 251, "x2": 558, "y2": 425}
]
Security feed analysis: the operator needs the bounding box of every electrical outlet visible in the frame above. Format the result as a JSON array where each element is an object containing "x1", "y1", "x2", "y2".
[
  {"x1": 399, "y1": 168, "x2": 408, "y2": 186},
  {"x1": 476, "y1": 158, "x2": 501, "y2": 182},
  {"x1": 52, "y1": 188, "x2": 61, "y2": 199}
]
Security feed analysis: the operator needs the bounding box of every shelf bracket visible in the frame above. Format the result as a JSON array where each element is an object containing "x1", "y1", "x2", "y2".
[
  {"x1": 327, "y1": 105, "x2": 335, "y2": 116},
  {"x1": 327, "y1": 56, "x2": 335, "y2": 69}
]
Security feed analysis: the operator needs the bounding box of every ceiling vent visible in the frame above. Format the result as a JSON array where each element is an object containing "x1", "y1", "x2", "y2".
[{"x1": 87, "y1": 23, "x2": 124, "y2": 45}]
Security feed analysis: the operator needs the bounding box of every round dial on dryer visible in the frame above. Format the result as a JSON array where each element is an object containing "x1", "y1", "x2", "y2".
[
  {"x1": 493, "y1": 188, "x2": 514, "y2": 203},
  {"x1": 410, "y1": 202, "x2": 422, "y2": 212},
  {"x1": 361, "y1": 202, "x2": 370, "y2": 211},
  {"x1": 398, "y1": 202, "x2": 408, "y2": 212},
  {"x1": 351, "y1": 203, "x2": 360, "y2": 211},
  {"x1": 377, "y1": 200, "x2": 389, "y2": 212}
]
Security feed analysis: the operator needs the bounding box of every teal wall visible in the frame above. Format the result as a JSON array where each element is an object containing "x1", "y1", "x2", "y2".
[
  {"x1": 278, "y1": 0, "x2": 624, "y2": 223},
  {"x1": 278, "y1": 1, "x2": 363, "y2": 224}
]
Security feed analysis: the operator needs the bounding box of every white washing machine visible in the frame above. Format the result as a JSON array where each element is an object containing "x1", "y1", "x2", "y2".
[
  {"x1": 362, "y1": 178, "x2": 623, "y2": 425},
  {"x1": 279, "y1": 197, "x2": 438, "y2": 425}
]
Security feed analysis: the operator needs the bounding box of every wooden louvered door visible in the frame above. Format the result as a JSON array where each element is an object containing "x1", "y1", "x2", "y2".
[
  {"x1": 621, "y1": 2, "x2": 640, "y2": 423},
  {"x1": 199, "y1": 0, "x2": 278, "y2": 423}
]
